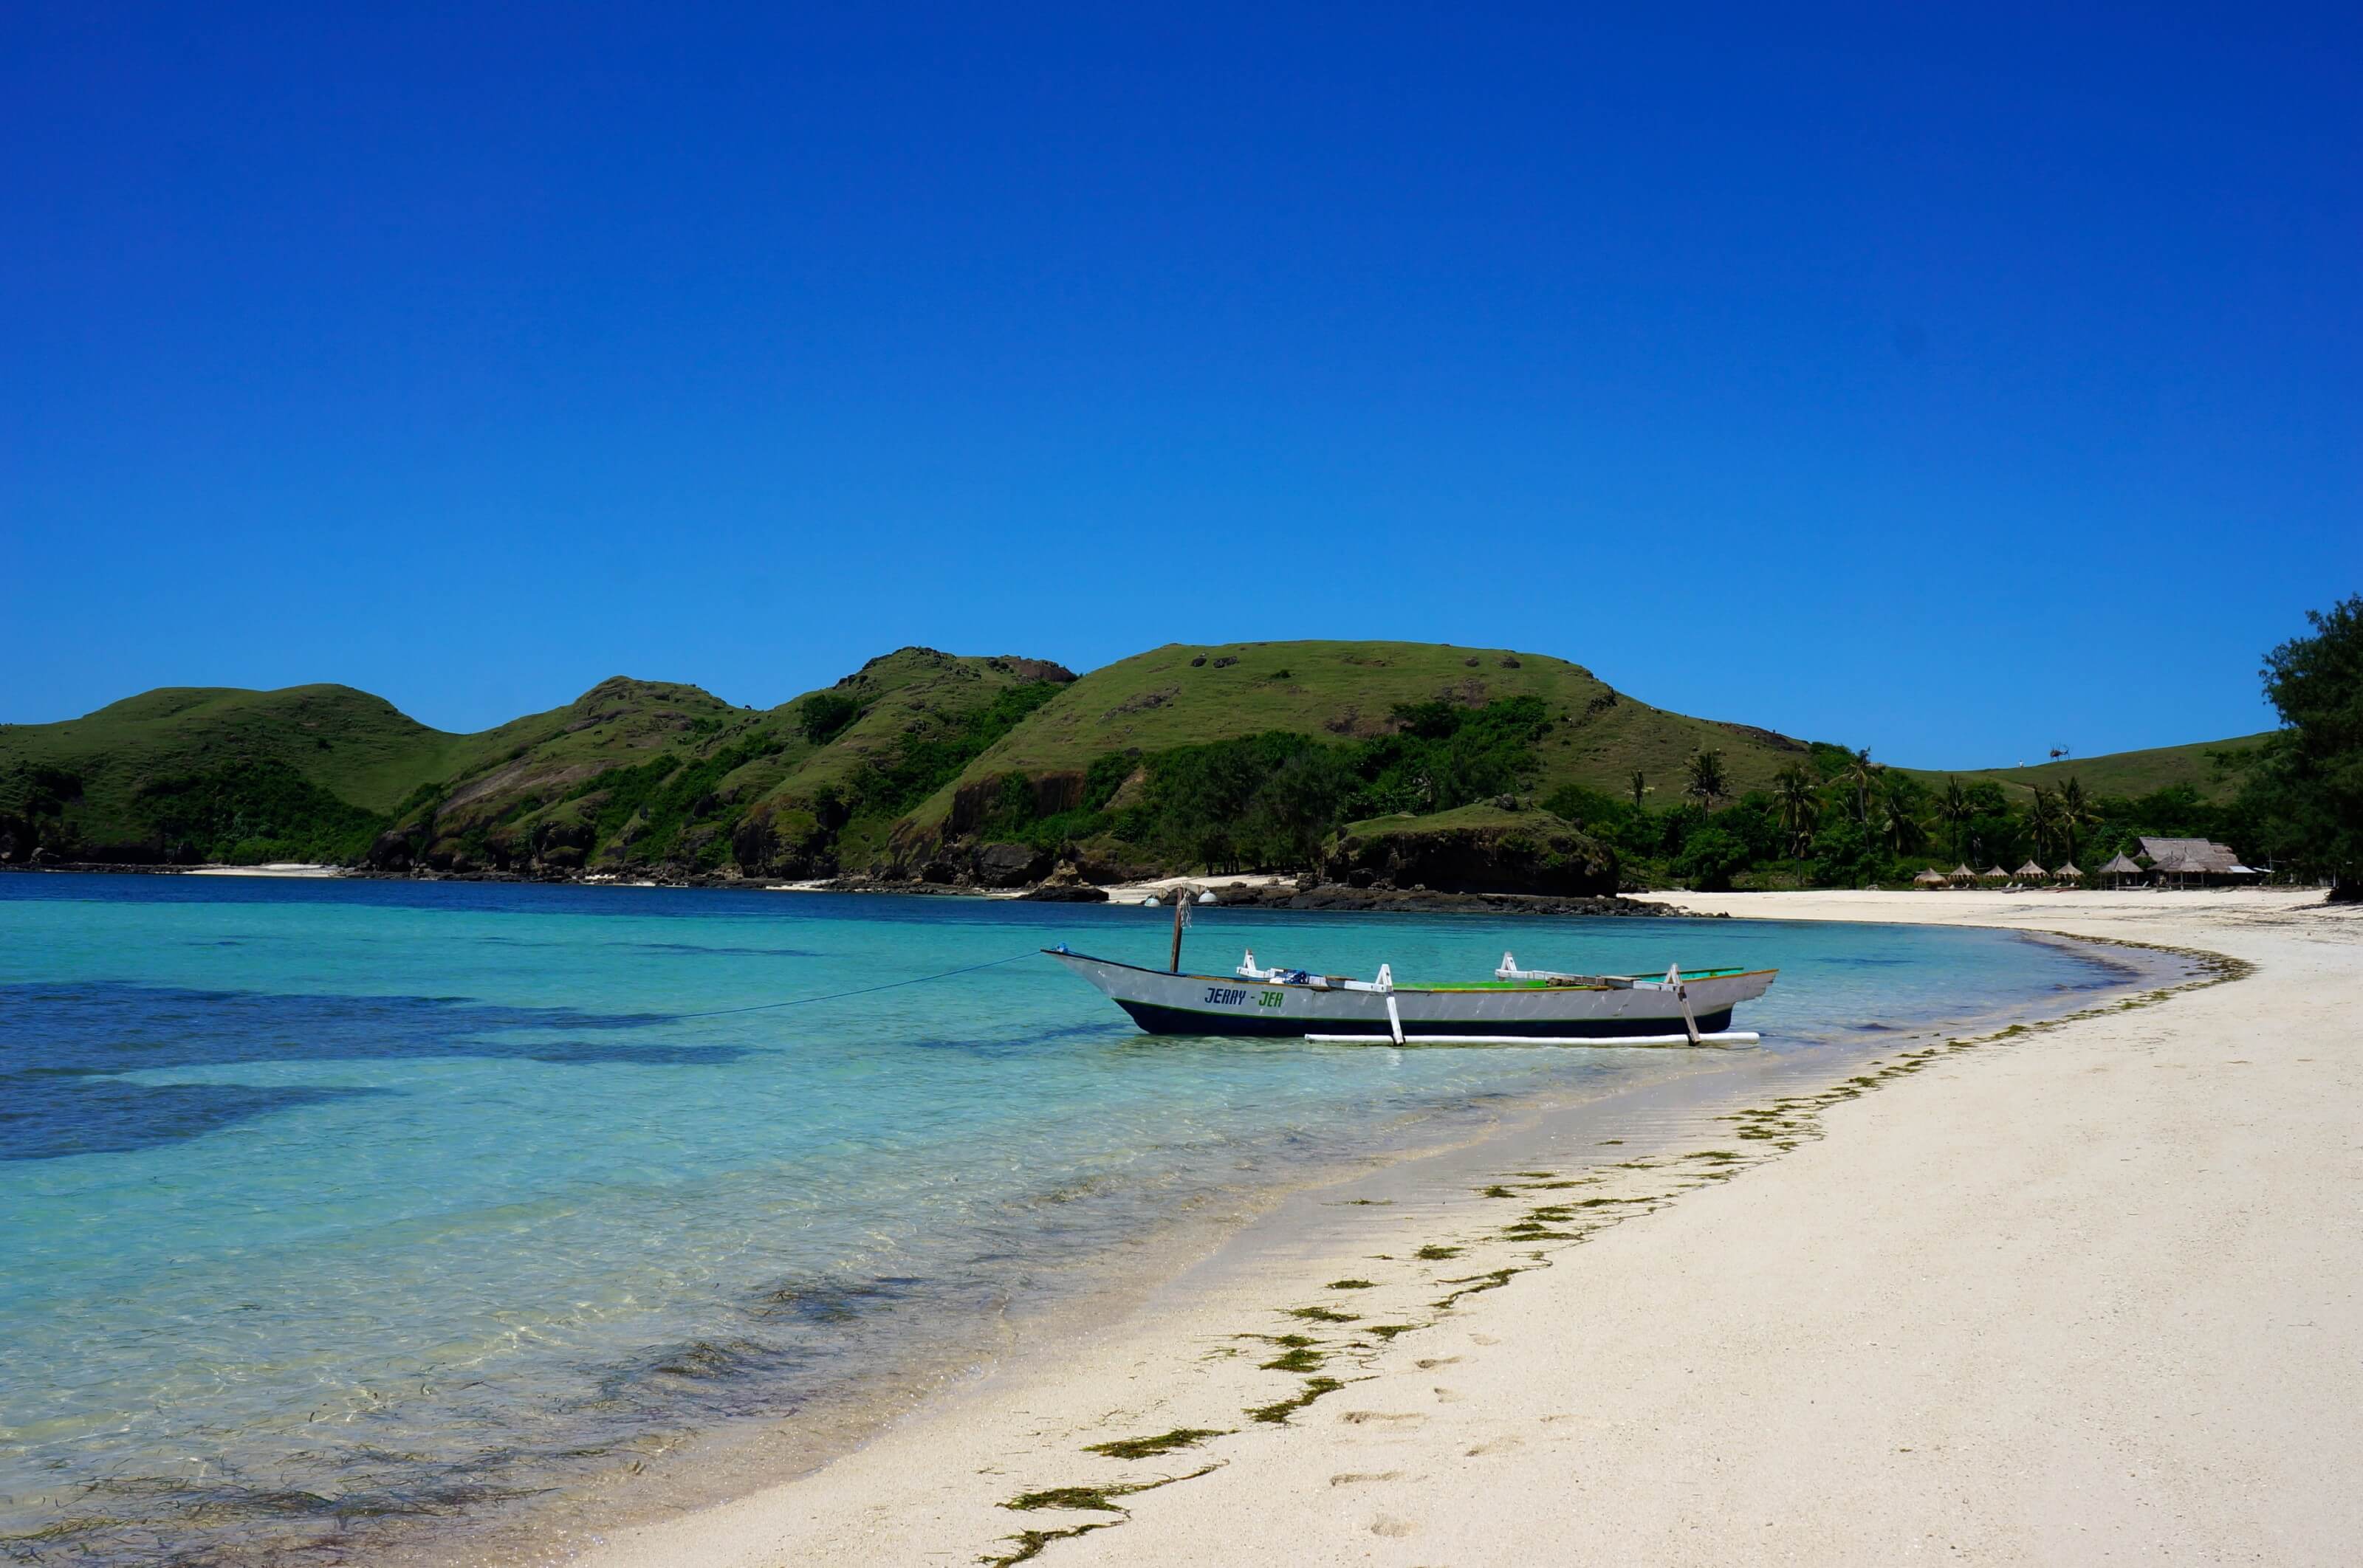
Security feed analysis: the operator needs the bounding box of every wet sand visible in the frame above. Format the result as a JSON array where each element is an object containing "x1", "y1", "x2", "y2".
[{"x1": 569, "y1": 889, "x2": 2361, "y2": 1567}]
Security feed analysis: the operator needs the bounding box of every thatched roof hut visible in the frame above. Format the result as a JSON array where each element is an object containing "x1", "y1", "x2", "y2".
[
  {"x1": 2099, "y1": 851, "x2": 2143, "y2": 887},
  {"x1": 2137, "y1": 836, "x2": 2251, "y2": 886},
  {"x1": 1949, "y1": 864, "x2": 1976, "y2": 884},
  {"x1": 1981, "y1": 865, "x2": 2009, "y2": 881},
  {"x1": 2054, "y1": 863, "x2": 2084, "y2": 881},
  {"x1": 1913, "y1": 867, "x2": 1947, "y2": 888},
  {"x1": 2014, "y1": 859, "x2": 2048, "y2": 880}
]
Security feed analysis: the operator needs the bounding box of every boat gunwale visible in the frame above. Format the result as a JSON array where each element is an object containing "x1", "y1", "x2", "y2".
[{"x1": 1040, "y1": 948, "x2": 1774, "y2": 993}]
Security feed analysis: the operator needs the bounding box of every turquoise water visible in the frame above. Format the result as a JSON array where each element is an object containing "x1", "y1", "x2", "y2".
[{"x1": 0, "y1": 875, "x2": 2141, "y2": 1563}]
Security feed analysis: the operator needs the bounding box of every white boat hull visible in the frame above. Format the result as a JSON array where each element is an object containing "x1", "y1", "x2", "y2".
[{"x1": 1043, "y1": 949, "x2": 1774, "y2": 1041}]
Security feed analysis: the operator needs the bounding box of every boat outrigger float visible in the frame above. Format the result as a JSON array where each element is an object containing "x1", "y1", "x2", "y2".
[{"x1": 1043, "y1": 893, "x2": 1774, "y2": 1047}]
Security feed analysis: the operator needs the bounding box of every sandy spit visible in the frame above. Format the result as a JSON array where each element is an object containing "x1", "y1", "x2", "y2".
[{"x1": 567, "y1": 889, "x2": 2362, "y2": 1568}]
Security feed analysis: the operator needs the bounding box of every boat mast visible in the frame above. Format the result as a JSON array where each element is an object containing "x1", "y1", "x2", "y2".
[{"x1": 1168, "y1": 887, "x2": 1191, "y2": 972}]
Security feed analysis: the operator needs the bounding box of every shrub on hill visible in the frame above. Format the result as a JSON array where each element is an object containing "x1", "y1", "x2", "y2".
[
  {"x1": 797, "y1": 691, "x2": 862, "y2": 746},
  {"x1": 946, "y1": 696, "x2": 1565, "y2": 874},
  {"x1": 129, "y1": 760, "x2": 386, "y2": 864}
]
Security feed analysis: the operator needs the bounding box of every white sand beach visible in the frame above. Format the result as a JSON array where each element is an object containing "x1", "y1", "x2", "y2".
[{"x1": 571, "y1": 889, "x2": 2362, "y2": 1568}]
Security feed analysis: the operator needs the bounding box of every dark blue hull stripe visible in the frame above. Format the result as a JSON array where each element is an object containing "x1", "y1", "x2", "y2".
[{"x1": 1113, "y1": 1001, "x2": 1738, "y2": 1039}]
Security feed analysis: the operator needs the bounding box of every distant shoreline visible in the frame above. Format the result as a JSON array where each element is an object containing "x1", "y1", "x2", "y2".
[{"x1": 0, "y1": 862, "x2": 1690, "y2": 918}]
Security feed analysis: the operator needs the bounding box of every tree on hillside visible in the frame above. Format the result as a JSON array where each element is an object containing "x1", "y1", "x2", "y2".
[
  {"x1": 1841, "y1": 749, "x2": 1882, "y2": 827},
  {"x1": 1937, "y1": 777, "x2": 1973, "y2": 862},
  {"x1": 2027, "y1": 784, "x2": 2063, "y2": 862},
  {"x1": 1245, "y1": 747, "x2": 1357, "y2": 867},
  {"x1": 1628, "y1": 769, "x2": 1647, "y2": 811},
  {"x1": 2240, "y1": 594, "x2": 2363, "y2": 898},
  {"x1": 797, "y1": 691, "x2": 862, "y2": 746},
  {"x1": 1772, "y1": 764, "x2": 1820, "y2": 884},
  {"x1": 1683, "y1": 750, "x2": 1728, "y2": 813},
  {"x1": 2059, "y1": 777, "x2": 2096, "y2": 865},
  {"x1": 1878, "y1": 772, "x2": 1927, "y2": 859}
]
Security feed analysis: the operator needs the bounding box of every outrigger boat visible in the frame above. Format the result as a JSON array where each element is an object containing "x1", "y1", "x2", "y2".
[{"x1": 1044, "y1": 895, "x2": 1774, "y2": 1047}]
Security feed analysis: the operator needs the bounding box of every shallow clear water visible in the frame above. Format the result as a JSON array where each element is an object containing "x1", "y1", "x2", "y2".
[{"x1": 0, "y1": 875, "x2": 2141, "y2": 1562}]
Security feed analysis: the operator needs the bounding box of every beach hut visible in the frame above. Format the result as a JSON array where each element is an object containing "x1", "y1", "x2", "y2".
[
  {"x1": 1948, "y1": 864, "x2": 1975, "y2": 886},
  {"x1": 1981, "y1": 865, "x2": 2009, "y2": 883},
  {"x1": 1913, "y1": 867, "x2": 1947, "y2": 889},
  {"x1": 2136, "y1": 836, "x2": 2251, "y2": 889},
  {"x1": 2014, "y1": 859, "x2": 2048, "y2": 882},
  {"x1": 2054, "y1": 862, "x2": 2084, "y2": 883},
  {"x1": 2099, "y1": 851, "x2": 2142, "y2": 888}
]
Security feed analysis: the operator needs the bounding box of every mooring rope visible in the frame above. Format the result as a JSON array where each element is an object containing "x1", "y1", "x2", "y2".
[{"x1": 668, "y1": 949, "x2": 1040, "y2": 1019}]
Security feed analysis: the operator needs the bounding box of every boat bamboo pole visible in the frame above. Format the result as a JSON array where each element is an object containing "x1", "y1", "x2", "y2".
[{"x1": 1305, "y1": 1031, "x2": 1760, "y2": 1048}]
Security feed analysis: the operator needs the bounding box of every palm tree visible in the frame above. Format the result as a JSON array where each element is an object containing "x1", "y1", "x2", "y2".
[
  {"x1": 1683, "y1": 749, "x2": 1729, "y2": 813},
  {"x1": 1772, "y1": 764, "x2": 1820, "y2": 887},
  {"x1": 1628, "y1": 769, "x2": 1647, "y2": 811},
  {"x1": 2059, "y1": 776, "x2": 2096, "y2": 864},
  {"x1": 2027, "y1": 784, "x2": 2063, "y2": 862},
  {"x1": 1935, "y1": 777, "x2": 1973, "y2": 862},
  {"x1": 1841, "y1": 749, "x2": 1882, "y2": 827},
  {"x1": 1878, "y1": 773, "x2": 1923, "y2": 857}
]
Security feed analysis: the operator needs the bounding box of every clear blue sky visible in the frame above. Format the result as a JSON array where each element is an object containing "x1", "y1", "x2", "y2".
[{"x1": 5, "y1": 4, "x2": 2356, "y2": 767}]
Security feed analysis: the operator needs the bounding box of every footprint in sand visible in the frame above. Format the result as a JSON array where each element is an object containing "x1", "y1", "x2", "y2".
[
  {"x1": 1464, "y1": 1435, "x2": 1523, "y2": 1457},
  {"x1": 1329, "y1": 1471, "x2": 1402, "y2": 1487},
  {"x1": 1433, "y1": 1386, "x2": 1464, "y2": 1403},
  {"x1": 1341, "y1": 1410, "x2": 1426, "y2": 1426},
  {"x1": 1371, "y1": 1516, "x2": 1419, "y2": 1538},
  {"x1": 1415, "y1": 1356, "x2": 1459, "y2": 1369}
]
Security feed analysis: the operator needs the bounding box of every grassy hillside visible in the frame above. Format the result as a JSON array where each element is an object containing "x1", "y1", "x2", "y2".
[
  {"x1": 0, "y1": 686, "x2": 473, "y2": 861},
  {"x1": 1921, "y1": 734, "x2": 2271, "y2": 803},
  {"x1": 371, "y1": 650, "x2": 1076, "y2": 876},
  {"x1": 910, "y1": 640, "x2": 1815, "y2": 833},
  {"x1": 1, "y1": 640, "x2": 2271, "y2": 882},
  {"x1": 0, "y1": 653, "x2": 1074, "y2": 869},
  {"x1": 0, "y1": 684, "x2": 457, "y2": 812}
]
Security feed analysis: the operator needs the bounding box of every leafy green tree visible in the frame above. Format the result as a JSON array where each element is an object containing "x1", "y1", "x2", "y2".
[
  {"x1": 1772, "y1": 764, "x2": 1820, "y2": 884},
  {"x1": 131, "y1": 760, "x2": 385, "y2": 864},
  {"x1": 1348, "y1": 697, "x2": 1550, "y2": 817},
  {"x1": 2058, "y1": 777, "x2": 2096, "y2": 865},
  {"x1": 1540, "y1": 783, "x2": 1628, "y2": 830},
  {"x1": 1673, "y1": 827, "x2": 1749, "y2": 892},
  {"x1": 1878, "y1": 771, "x2": 1927, "y2": 859},
  {"x1": 1954, "y1": 780, "x2": 2017, "y2": 867},
  {"x1": 1244, "y1": 746, "x2": 1358, "y2": 867},
  {"x1": 1682, "y1": 749, "x2": 1728, "y2": 812},
  {"x1": 1808, "y1": 816, "x2": 1876, "y2": 888},
  {"x1": 2239, "y1": 595, "x2": 2363, "y2": 898},
  {"x1": 797, "y1": 691, "x2": 862, "y2": 746},
  {"x1": 1936, "y1": 778, "x2": 1973, "y2": 862},
  {"x1": 1840, "y1": 749, "x2": 1881, "y2": 827},
  {"x1": 1628, "y1": 769, "x2": 1647, "y2": 811},
  {"x1": 2026, "y1": 784, "x2": 2062, "y2": 862}
]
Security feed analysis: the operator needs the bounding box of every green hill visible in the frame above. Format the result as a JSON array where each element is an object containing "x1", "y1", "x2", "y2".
[
  {"x1": 0, "y1": 653, "x2": 1077, "y2": 869},
  {"x1": 374, "y1": 650, "x2": 1077, "y2": 876},
  {"x1": 0, "y1": 684, "x2": 458, "y2": 812},
  {"x1": 905, "y1": 640, "x2": 1815, "y2": 836},
  {"x1": 0, "y1": 685, "x2": 467, "y2": 862},
  {"x1": 0, "y1": 639, "x2": 2274, "y2": 883},
  {"x1": 1924, "y1": 734, "x2": 2270, "y2": 803}
]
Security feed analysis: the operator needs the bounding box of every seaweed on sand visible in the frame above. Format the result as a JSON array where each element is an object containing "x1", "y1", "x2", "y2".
[
  {"x1": 1246, "y1": 1377, "x2": 1345, "y2": 1425},
  {"x1": 1083, "y1": 1428, "x2": 1227, "y2": 1461}
]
